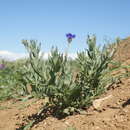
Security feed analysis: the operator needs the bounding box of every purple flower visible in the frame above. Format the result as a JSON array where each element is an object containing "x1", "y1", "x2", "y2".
[
  {"x1": 0, "y1": 64, "x2": 5, "y2": 70},
  {"x1": 66, "y1": 33, "x2": 76, "y2": 39},
  {"x1": 66, "y1": 33, "x2": 76, "y2": 43}
]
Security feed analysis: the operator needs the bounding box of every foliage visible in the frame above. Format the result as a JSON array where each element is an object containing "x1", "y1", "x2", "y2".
[
  {"x1": 22, "y1": 40, "x2": 75, "y2": 115},
  {"x1": 1, "y1": 35, "x2": 130, "y2": 130},
  {"x1": 0, "y1": 60, "x2": 26, "y2": 100},
  {"x1": 21, "y1": 35, "x2": 117, "y2": 117},
  {"x1": 76, "y1": 35, "x2": 115, "y2": 104}
]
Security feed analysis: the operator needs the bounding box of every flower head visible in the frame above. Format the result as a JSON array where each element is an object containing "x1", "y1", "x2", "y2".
[
  {"x1": 66, "y1": 33, "x2": 76, "y2": 39},
  {"x1": 0, "y1": 64, "x2": 5, "y2": 70},
  {"x1": 66, "y1": 33, "x2": 76, "y2": 43}
]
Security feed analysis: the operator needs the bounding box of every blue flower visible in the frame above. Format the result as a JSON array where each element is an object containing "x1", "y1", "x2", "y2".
[
  {"x1": 66, "y1": 33, "x2": 76, "y2": 39},
  {"x1": 66, "y1": 33, "x2": 76, "y2": 43}
]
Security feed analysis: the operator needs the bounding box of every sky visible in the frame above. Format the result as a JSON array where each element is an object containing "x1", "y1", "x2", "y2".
[{"x1": 0, "y1": 0, "x2": 130, "y2": 59}]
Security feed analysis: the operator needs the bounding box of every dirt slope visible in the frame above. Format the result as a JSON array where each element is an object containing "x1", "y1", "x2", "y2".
[
  {"x1": 0, "y1": 77, "x2": 130, "y2": 130},
  {"x1": 114, "y1": 36, "x2": 130, "y2": 62}
]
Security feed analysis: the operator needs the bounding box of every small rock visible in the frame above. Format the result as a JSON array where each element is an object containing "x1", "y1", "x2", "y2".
[{"x1": 93, "y1": 95, "x2": 112, "y2": 109}]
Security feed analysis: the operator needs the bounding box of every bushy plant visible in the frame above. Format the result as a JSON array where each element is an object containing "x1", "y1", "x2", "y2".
[
  {"x1": 22, "y1": 40, "x2": 74, "y2": 115},
  {"x1": 20, "y1": 34, "x2": 130, "y2": 130},
  {"x1": 17, "y1": 60, "x2": 44, "y2": 97},
  {"x1": 0, "y1": 60, "x2": 26, "y2": 100},
  {"x1": 76, "y1": 35, "x2": 115, "y2": 102},
  {"x1": 21, "y1": 35, "x2": 118, "y2": 117}
]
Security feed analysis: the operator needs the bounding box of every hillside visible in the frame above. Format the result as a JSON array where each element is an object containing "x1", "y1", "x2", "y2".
[
  {"x1": 0, "y1": 37, "x2": 130, "y2": 130},
  {"x1": 114, "y1": 36, "x2": 130, "y2": 62}
]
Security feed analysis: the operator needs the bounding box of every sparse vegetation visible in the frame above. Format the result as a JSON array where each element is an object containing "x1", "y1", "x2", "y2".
[{"x1": 0, "y1": 35, "x2": 130, "y2": 130}]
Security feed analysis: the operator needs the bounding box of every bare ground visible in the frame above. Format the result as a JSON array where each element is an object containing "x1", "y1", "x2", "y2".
[{"x1": 0, "y1": 76, "x2": 130, "y2": 130}]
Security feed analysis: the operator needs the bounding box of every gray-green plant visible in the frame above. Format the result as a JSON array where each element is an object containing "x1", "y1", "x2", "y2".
[
  {"x1": 20, "y1": 35, "x2": 130, "y2": 130},
  {"x1": 21, "y1": 35, "x2": 118, "y2": 117},
  {"x1": 76, "y1": 35, "x2": 115, "y2": 102},
  {"x1": 22, "y1": 40, "x2": 76, "y2": 115},
  {"x1": 0, "y1": 60, "x2": 26, "y2": 100}
]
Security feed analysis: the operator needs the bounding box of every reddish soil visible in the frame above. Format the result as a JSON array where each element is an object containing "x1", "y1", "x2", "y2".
[{"x1": 0, "y1": 37, "x2": 130, "y2": 130}]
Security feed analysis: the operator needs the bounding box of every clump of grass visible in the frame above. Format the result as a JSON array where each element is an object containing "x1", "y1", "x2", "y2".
[
  {"x1": 0, "y1": 59, "x2": 28, "y2": 101},
  {"x1": 19, "y1": 34, "x2": 126, "y2": 130}
]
